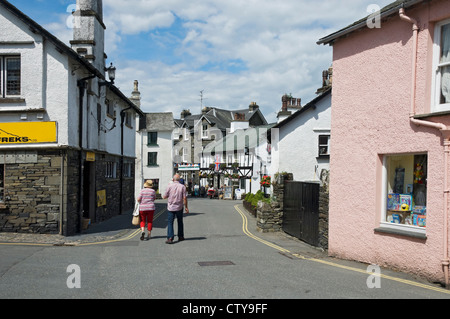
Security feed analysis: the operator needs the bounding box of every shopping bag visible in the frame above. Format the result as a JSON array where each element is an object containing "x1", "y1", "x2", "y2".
[{"x1": 132, "y1": 203, "x2": 140, "y2": 225}]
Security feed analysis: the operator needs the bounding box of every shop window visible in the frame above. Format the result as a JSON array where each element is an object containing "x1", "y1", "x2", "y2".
[
  {"x1": 382, "y1": 154, "x2": 427, "y2": 230},
  {"x1": 432, "y1": 19, "x2": 450, "y2": 112}
]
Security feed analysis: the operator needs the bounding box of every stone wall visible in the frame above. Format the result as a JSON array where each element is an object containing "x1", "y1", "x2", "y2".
[
  {"x1": 0, "y1": 149, "x2": 136, "y2": 236},
  {"x1": 0, "y1": 150, "x2": 64, "y2": 234}
]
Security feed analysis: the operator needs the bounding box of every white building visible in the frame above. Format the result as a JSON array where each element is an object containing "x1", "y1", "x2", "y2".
[
  {"x1": 136, "y1": 112, "x2": 175, "y2": 197},
  {"x1": 0, "y1": 0, "x2": 143, "y2": 235},
  {"x1": 270, "y1": 86, "x2": 331, "y2": 183}
]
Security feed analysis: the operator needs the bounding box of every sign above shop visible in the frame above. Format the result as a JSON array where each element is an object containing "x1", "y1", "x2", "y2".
[
  {"x1": 178, "y1": 164, "x2": 200, "y2": 171},
  {"x1": 0, "y1": 122, "x2": 57, "y2": 144}
]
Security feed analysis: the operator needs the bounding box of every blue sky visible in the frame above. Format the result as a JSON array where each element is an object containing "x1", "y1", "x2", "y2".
[{"x1": 7, "y1": 0, "x2": 393, "y2": 123}]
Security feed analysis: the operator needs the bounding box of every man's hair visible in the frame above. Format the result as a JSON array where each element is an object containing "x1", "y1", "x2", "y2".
[{"x1": 173, "y1": 174, "x2": 181, "y2": 181}]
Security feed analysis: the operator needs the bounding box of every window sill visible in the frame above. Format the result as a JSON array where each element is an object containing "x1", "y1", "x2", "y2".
[
  {"x1": 414, "y1": 110, "x2": 450, "y2": 120},
  {"x1": 0, "y1": 98, "x2": 26, "y2": 104},
  {"x1": 374, "y1": 225, "x2": 427, "y2": 240}
]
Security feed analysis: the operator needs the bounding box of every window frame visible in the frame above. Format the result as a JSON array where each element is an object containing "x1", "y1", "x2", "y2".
[
  {"x1": 431, "y1": 18, "x2": 450, "y2": 113},
  {"x1": 0, "y1": 55, "x2": 21, "y2": 98},
  {"x1": 147, "y1": 132, "x2": 158, "y2": 146},
  {"x1": 380, "y1": 153, "x2": 427, "y2": 236},
  {"x1": 318, "y1": 134, "x2": 331, "y2": 157},
  {"x1": 147, "y1": 152, "x2": 158, "y2": 166}
]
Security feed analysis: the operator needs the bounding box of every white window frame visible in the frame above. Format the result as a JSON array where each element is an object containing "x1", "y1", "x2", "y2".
[
  {"x1": 431, "y1": 18, "x2": 450, "y2": 113},
  {"x1": 202, "y1": 124, "x2": 208, "y2": 138},
  {"x1": 0, "y1": 55, "x2": 21, "y2": 98}
]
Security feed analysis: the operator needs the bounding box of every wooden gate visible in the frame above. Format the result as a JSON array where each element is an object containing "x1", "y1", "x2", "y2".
[{"x1": 283, "y1": 181, "x2": 320, "y2": 247}]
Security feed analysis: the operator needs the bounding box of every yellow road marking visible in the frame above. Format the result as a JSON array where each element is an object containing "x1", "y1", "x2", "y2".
[{"x1": 234, "y1": 204, "x2": 450, "y2": 295}]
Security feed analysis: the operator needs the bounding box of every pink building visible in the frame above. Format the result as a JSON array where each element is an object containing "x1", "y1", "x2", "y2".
[{"x1": 318, "y1": 0, "x2": 450, "y2": 286}]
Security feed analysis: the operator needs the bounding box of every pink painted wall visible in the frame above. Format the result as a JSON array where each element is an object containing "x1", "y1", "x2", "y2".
[{"x1": 329, "y1": 0, "x2": 450, "y2": 282}]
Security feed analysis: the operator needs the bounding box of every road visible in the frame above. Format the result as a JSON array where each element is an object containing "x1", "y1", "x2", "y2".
[{"x1": 0, "y1": 198, "x2": 449, "y2": 303}]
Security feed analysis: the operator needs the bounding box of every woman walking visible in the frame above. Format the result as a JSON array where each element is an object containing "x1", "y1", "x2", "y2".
[{"x1": 137, "y1": 180, "x2": 156, "y2": 240}]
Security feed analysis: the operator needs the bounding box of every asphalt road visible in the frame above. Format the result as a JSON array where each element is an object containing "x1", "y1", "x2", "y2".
[{"x1": 0, "y1": 198, "x2": 449, "y2": 302}]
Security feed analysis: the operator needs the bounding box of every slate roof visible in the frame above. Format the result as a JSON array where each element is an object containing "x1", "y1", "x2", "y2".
[{"x1": 175, "y1": 107, "x2": 268, "y2": 131}]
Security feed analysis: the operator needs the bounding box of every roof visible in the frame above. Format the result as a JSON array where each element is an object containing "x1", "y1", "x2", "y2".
[
  {"x1": 0, "y1": 0, "x2": 144, "y2": 117},
  {"x1": 176, "y1": 106, "x2": 268, "y2": 131},
  {"x1": 203, "y1": 123, "x2": 276, "y2": 153},
  {"x1": 273, "y1": 87, "x2": 331, "y2": 129},
  {"x1": 317, "y1": 0, "x2": 424, "y2": 45},
  {"x1": 144, "y1": 113, "x2": 174, "y2": 131}
]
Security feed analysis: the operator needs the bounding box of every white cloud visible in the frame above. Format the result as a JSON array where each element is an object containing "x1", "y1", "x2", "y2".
[{"x1": 49, "y1": 0, "x2": 394, "y2": 123}]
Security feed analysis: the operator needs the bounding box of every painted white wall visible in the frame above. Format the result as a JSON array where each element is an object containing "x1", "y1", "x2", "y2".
[
  {"x1": 135, "y1": 129, "x2": 174, "y2": 196},
  {"x1": 270, "y1": 93, "x2": 331, "y2": 183},
  {"x1": 0, "y1": 6, "x2": 138, "y2": 158}
]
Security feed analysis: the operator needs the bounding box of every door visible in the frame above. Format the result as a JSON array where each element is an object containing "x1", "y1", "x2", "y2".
[{"x1": 283, "y1": 181, "x2": 320, "y2": 246}]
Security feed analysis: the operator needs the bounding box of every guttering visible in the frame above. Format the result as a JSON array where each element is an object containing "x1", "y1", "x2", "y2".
[
  {"x1": 317, "y1": 0, "x2": 424, "y2": 45},
  {"x1": 399, "y1": 8, "x2": 450, "y2": 288}
]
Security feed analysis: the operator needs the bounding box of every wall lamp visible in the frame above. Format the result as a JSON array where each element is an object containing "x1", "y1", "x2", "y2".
[{"x1": 99, "y1": 62, "x2": 116, "y2": 86}]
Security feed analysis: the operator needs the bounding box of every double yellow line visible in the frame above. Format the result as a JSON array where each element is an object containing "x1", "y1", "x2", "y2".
[{"x1": 234, "y1": 204, "x2": 450, "y2": 296}]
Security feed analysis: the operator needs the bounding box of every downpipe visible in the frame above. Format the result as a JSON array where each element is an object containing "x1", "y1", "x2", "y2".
[{"x1": 399, "y1": 8, "x2": 450, "y2": 287}]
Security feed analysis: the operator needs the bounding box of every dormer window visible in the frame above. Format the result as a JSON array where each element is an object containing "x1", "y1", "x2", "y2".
[{"x1": 0, "y1": 56, "x2": 21, "y2": 97}]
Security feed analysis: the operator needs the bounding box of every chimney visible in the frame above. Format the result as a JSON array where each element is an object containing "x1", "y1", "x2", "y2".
[
  {"x1": 70, "y1": 0, "x2": 106, "y2": 73},
  {"x1": 129, "y1": 80, "x2": 141, "y2": 108},
  {"x1": 249, "y1": 102, "x2": 259, "y2": 112},
  {"x1": 316, "y1": 66, "x2": 333, "y2": 94},
  {"x1": 181, "y1": 109, "x2": 191, "y2": 119}
]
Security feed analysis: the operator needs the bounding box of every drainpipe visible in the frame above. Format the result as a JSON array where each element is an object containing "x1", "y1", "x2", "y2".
[
  {"x1": 399, "y1": 8, "x2": 450, "y2": 287},
  {"x1": 119, "y1": 105, "x2": 133, "y2": 215}
]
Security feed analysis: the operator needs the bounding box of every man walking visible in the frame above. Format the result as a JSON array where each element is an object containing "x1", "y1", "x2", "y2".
[{"x1": 163, "y1": 174, "x2": 189, "y2": 244}]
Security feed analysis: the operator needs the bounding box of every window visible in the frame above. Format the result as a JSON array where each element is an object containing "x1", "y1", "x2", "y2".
[
  {"x1": 318, "y1": 135, "x2": 330, "y2": 157},
  {"x1": 381, "y1": 154, "x2": 427, "y2": 232},
  {"x1": 106, "y1": 99, "x2": 115, "y2": 118},
  {"x1": 105, "y1": 162, "x2": 117, "y2": 179},
  {"x1": 148, "y1": 132, "x2": 158, "y2": 146},
  {"x1": 148, "y1": 152, "x2": 157, "y2": 166},
  {"x1": 432, "y1": 19, "x2": 450, "y2": 112},
  {"x1": 123, "y1": 162, "x2": 132, "y2": 178},
  {"x1": 0, "y1": 164, "x2": 4, "y2": 202},
  {"x1": 202, "y1": 124, "x2": 208, "y2": 138},
  {"x1": 0, "y1": 56, "x2": 21, "y2": 97}
]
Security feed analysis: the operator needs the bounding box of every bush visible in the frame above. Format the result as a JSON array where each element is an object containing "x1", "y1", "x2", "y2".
[{"x1": 245, "y1": 190, "x2": 270, "y2": 208}]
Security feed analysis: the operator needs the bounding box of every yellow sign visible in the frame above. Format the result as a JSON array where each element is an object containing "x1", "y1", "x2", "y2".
[
  {"x1": 0, "y1": 122, "x2": 57, "y2": 144},
  {"x1": 97, "y1": 190, "x2": 106, "y2": 207},
  {"x1": 86, "y1": 152, "x2": 96, "y2": 162}
]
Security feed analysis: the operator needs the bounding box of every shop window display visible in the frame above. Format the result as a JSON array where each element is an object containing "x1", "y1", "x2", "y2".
[{"x1": 384, "y1": 154, "x2": 427, "y2": 228}]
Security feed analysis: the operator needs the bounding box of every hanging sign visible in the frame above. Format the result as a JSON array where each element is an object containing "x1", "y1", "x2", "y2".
[{"x1": 0, "y1": 122, "x2": 57, "y2": 144}]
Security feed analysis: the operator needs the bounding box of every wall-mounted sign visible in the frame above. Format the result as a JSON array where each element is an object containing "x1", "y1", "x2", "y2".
[
  {"x1": 86, "y1": 152, "x2": 96, "y2": 162},
  {"x1": 178, "y1": 164, "x2": 200, "y2": 171},
  {"x1": 0, "y1": 122, "x2": 57, "y2": 144},
  {"x1": 97, "y1": 190, "x2": 106, "y2": 207}
]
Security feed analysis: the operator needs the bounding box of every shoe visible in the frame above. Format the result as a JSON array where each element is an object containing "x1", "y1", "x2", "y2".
[
  {"x1": 140, "y1": 232, "x2": 145, "y2": 241},
  {"x1": 165, "y1": 238, "x2": 174, "y2": 244},
  {"x1": 178, "y1": 237, "x2": 185, "y2": 242},
  {"x1": 146, "y1": 235, "x2": 151, "y2": 241}
]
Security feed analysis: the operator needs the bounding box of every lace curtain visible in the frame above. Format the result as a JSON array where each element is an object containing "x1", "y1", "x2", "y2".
[{"x1": 441, "y1": 24, "x2": 450, "y2": 103}]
